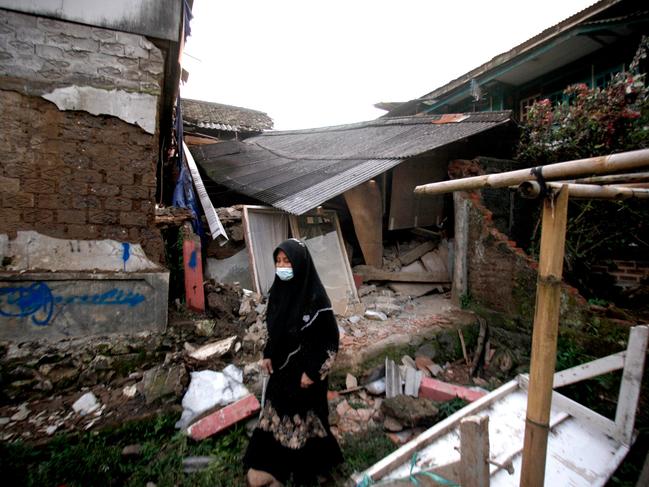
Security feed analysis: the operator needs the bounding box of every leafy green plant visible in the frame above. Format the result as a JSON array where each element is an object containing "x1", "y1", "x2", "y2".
[{"x1": 517, "y1": 37, "x2": 649, "y2": 298}]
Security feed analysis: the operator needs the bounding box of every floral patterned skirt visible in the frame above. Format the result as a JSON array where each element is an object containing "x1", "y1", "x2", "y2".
[{"x1": 243, "y1": 370, "x2": 342, "y2": 485}]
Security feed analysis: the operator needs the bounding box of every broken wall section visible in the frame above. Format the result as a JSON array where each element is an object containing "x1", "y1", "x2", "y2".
[
  {"x1": 0, "y1": 8, "x2": 164, "y2": 262},
  {"x1": 453, "y1": 160, "x2": 590, "y2": 330}
]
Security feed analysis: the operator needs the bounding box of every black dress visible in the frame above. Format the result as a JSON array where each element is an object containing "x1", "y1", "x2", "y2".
[{"x1": 243, "y1": 239, "x2": 343, "y2": 485}]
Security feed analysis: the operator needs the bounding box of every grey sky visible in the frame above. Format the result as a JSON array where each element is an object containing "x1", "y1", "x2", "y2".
[{"x1": 180, "y1": 0, "x2": 597, "y2": 130}]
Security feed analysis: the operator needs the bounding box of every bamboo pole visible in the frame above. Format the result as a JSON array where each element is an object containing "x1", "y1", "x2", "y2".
[
  {"x1": 516, "y1": 181, "x2": 649, "y2": 200},
  {"x1": 414, "y1": 149, "x2": 649, "y2": 196},
  {"x1": 558, "y1": 171, "x2": 649, "y2": 185},
  {"x1": 520, "y1": 186, "x2": 569, "y2": 487}
]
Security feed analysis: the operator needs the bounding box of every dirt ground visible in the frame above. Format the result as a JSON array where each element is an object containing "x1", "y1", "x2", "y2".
[{"x1": 0, "y1": 292, "x2": 477, "y2": 445}]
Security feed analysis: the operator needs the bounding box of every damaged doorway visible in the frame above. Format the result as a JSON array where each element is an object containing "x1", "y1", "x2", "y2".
[{"x1": 242, "y1": 206, "x2": 358, "y2": 314}]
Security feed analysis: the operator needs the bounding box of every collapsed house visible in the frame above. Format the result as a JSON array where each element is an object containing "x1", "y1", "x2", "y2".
[
  {"x1": 0, "y1": 0, "x2": 189, "y2": 340},
  {"x1": 187, "y1": 112, "x2": 517, "y2": 312}
]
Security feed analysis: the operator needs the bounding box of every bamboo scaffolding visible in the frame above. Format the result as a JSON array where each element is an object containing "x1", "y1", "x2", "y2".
[
  {"x1": 410, "y1": 148, "x2": 649, "y2": 487},
  {"x1": 414, "y1": 148, "x2": 649, "y2": 196},
  {"x1": 516, "y1": 181, "x2": 649, "y2": 200},
  {"x1": 558, "y1": 171, "x2": 649, "y2": 185},
  {"x1": 520, "y1": 186, "x2": 569, "y2": 487}
]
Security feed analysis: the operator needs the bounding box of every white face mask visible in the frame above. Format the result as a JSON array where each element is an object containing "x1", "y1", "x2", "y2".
[{"x1": 276, "y1": 267, "x2": 294, "y2": 281}]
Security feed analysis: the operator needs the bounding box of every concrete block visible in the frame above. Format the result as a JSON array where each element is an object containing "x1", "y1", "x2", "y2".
[
  {"x1": 0, "y1": 271, "x2": 168, "y2": 341},
  {"x1": 418, "y1": 377, "x2": 486, "y2": 403},
  {"x1": 187, "y1": 394, "x2": 260, "y2": 441}
]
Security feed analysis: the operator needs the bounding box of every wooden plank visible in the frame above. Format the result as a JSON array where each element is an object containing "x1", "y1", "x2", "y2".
[
  {"x1": 353, "y1": 265, "x2": 450, "y2": 283},
  {"x1": 519, "y1": 375, "x2": 618, "y2": 439},
  {"x1": 399, "y1": 240, "x2": 436, "y2": 266},
  {"x1": 553, "y1": 351, "x2": 626, "y2": 388},
  {"x1": 451, "y1": 193, "x2": 468, "y2": 305},
  {"x1": 344, "y1": 181, "x2": 383, "y2": 267},
  {"x1": 460, "y1": 415, "x2": 490, "y2": 487},
  {"x1": 520, "y1": 186, "x2": 569, "y2": 487},
  {"x1": 354, "y1": 379, "x2": 519, "y2": 483},
  {"x1": 183, "y1": 229, "x2": 205, "y2": 313},
  {"x1": 614, "y1": 325, "x2": 649, "y2": 445}
]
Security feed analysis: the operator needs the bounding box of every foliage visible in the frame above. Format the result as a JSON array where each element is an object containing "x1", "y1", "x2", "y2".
[
  {"x1": 516, "y1": 37, "x2": 649, "y2": 297},
  {"x1": 0, "y1": 414, "x2": 248, "y2": 487},
  {"x1": 436, "y1": 398, "x2": 468, "y2": 420},
  {"x1": 337, "y1": 426, "x2": 396, "y2": 479}
]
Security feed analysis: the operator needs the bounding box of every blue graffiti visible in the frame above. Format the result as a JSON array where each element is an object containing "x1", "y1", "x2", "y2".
[
  {"x1": 0, "y1": 282, "x2": 146, "y2": 326},
  {"x1": 0, "y1": 282, "x2": 54, "y2": 325},
  {"x1": 188, "y1": 249, "x2": 197, "y2": 269},
  {"x1": 122, "y1": 242, "x2": 131, "y2": 271}
]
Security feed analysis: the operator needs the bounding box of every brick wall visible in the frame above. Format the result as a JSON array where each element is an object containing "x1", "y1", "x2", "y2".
[
  {"x1": 0, "y1": 91, "x2": 164, "y2": 261},
  {"x1": 464, "y1": 190, "x2": 589, "y2": 328},
  {"x1": 0, "y1": 9, "x2": 165, "y2": 262},
  {"x1": 592, "y1": 260, "x2": 649, "y2": 289}
]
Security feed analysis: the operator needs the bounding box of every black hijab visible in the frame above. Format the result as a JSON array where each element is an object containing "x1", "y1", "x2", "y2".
[{"x1": 266, "y1": 239, "x2": 331, "y2": 341}]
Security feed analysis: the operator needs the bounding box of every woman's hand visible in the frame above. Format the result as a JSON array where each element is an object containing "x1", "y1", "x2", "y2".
[
  {"x1": 261, "y1": 358, "x2": 273, "y2": 375},
  {"x1": 300, "y1": 372, "x2": 314, "y2": 388}
]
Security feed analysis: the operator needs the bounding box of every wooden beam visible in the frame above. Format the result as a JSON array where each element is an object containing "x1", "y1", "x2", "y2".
[
  {"x1": 414, "y1": 148, "x2": 649, "y2": 196},
  {"x1": 399, "y1": 240, "x2": 436, "y2": 266},
  {"x1": 460, "y1": 416, "x2": 490, "y2": 487},
  {"x1": 520, "y1": 186, "x2": 569, "y2": 487},
  {"x1": 344, "y1": 181, "x2": 383, "y2": 267},
  {"x1": 553, "y1": 351, "x2": 626, "y2": 388},
  {"x1": 614, "y1": 325, "x2": 649, "y2": 445},
  {"x1": 452, "y1": 193, "x2": 469, "y2": 305},
  {"x1": 353, "y1": 265, "x2": 450, "y2": 283}
]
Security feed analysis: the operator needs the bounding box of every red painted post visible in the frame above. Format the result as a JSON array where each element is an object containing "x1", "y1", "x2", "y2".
[{"x1": 183, "y1": 232, "x2": 205, "y2": 313}]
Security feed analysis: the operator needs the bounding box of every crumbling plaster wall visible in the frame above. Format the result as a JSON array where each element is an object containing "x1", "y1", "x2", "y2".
[{"x1": 0, "y1": 8, "x2": 164, "y2": 262}]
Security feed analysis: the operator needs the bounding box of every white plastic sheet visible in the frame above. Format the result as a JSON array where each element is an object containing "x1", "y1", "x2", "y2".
[{"x1": 175, "y1": 365, "x2": 249, "y2": 430}]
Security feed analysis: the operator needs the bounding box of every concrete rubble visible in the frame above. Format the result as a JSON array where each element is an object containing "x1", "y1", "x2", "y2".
[{"x1": 0, "y1": 235, "x2": 514, "y2": 447}]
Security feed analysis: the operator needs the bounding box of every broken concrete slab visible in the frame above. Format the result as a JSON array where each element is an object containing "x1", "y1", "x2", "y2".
[
  {"x1": 187, "y1": 394, "x2": 260, "y2": 440},
  {"x1": 0, "y1": 271, "x2": 169, "y2": 341},
  {"x1": 389, "y1": 261, "x2": 438, "y2": 297},
  {"x1": 140, "y1": 364, "x2": 186, "y2": 404},
  {"x1": 2, "y1": 231, "x2": 160, "y2": 272},
  {"x1": 72, "y1": 392, "x2": 99, "y2": 416},
  {"x1": 188, "y1": 336, "x2": 237, "y2": 361},
  {"x1": 380, "y1": 395, "x2": 438, "y2": 428}
]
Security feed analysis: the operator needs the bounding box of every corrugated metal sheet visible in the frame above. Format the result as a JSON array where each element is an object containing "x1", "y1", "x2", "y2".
[{"x1": 190, "y1": 111, "x2": 511, "y2": 215}]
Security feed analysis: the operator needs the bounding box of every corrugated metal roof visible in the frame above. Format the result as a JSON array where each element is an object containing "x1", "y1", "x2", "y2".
[{"x1": 190, "y1": 112, "x2": 511, "y2": 215}]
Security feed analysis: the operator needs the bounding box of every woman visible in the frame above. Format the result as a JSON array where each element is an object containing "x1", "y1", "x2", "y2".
[{"x1": 244, "y1": 238, "x2": 342, "y2": 486}]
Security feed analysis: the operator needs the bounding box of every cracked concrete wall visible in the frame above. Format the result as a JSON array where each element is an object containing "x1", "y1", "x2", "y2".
[{"x1": 0, "y1": 8, "x2": 165, "y2": 263}]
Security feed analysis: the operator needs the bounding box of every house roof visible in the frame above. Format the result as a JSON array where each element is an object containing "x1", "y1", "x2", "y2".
[
  {"x1": 189, "y1": 111, "x2": 512, "y2": 215},
  {"x1": 181, "y1": 98, "x2": 273, "y2": 133},
  {"x1": 384, "y1": 0, "x2": 646, "y2": 117}
]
